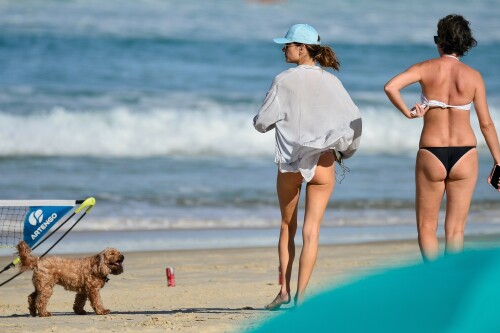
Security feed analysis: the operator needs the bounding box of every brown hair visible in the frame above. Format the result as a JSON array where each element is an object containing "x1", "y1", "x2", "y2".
[
  {"x1": 304, "y1": 44, "x2": 340, "y2": 71},
  {"x1": 436, "y1": 14, "x2": 477, "y2": 56}
]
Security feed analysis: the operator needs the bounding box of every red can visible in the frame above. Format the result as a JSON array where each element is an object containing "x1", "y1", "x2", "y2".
[
  {"x1": 278, "y1": 267, "x2": 282, "y2": 285},
  {"x1": 166, "y1": 267, "x2": 175, "y2": 287}
]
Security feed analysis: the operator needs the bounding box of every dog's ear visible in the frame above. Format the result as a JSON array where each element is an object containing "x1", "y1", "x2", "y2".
[{"x1": 92, "y1": 251, "x2": 111, "y2": 277}]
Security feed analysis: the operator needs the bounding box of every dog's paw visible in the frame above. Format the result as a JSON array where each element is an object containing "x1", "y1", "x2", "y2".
[
  {"x1": 74, "y1": 309, "x2": 87, "y2": 315},
  {"x1": 38, "y1": 311, "x2": 52, "y2": 317},
  {"x1": 96, "y1": 309, "x2": 110, "y2": 315}
]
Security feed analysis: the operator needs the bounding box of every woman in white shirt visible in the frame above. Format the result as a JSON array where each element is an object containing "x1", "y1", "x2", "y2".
[{"x1": 254, "y1": 23, "x2": 362, "y2": 309}]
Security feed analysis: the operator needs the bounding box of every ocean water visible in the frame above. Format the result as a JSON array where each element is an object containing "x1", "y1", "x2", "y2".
[{"x1": 1, "y1": 0, "x2": 500, "y2": 254}]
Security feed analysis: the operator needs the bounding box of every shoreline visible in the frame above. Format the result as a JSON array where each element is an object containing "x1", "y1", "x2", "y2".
[
  {"x1": 2, "y1": 222, "x2": 500, "y2": 256},
  {"x1": 1, "y1": 237, "x2": 498, "y2": 332}
]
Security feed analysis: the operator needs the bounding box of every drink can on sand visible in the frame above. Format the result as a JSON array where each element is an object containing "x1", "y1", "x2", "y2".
[
  {"x1": 166, "y1": 267, "x2": 175, "y2": 287},
  {"x1": 279, "y1": 267, "x2": 282, "y2": 285}
]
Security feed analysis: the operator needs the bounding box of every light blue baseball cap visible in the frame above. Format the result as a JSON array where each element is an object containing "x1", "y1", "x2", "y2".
[{"x1": 273, "y1": 24, "x2": 321, "y2": 45}]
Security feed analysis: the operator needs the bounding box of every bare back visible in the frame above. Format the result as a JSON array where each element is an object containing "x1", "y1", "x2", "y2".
[{"x1": 418, "y1": 57, "x2": 480, "y2": 147}]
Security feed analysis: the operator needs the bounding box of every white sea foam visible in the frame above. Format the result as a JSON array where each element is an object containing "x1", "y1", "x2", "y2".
[
  {"x1": 0, "y1": 103, "x2": 498, "y2": 157},
  {"x1": 0, "y1": 106, "x2": 271, "y2": 157}
]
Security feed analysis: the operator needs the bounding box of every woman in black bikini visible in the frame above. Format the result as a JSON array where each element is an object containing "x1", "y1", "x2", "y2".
[{"x1": 384, "y1": 14, "x2": 500, "y2": 261}]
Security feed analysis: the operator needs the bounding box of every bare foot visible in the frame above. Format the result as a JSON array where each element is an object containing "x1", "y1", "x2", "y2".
[
  {"x1": 264, "y1": 292, "x2": 291, "y2": 310},
  {"x1": 294, "y1": 293, "x2": 304, "y2": 308}
]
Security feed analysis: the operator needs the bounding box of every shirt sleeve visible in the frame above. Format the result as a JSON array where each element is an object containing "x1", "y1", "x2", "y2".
[{"x1": 253, "y1": 82, "x2": 282, "y2": 133}]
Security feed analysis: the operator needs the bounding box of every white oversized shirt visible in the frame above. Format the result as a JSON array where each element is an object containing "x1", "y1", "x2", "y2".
[{"x1": 253, "y1": 65, "x2": 362, "y2": 181}]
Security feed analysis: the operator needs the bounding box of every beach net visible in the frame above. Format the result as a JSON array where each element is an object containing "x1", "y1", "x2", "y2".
[
  {"x1": 0, "y1": 205, "x2": 29, "y2": 247},
  {"x1": 0, "y1": 198, "x2": 95, "y2": 285},
  {"x1": 0, "y1": 200, "x2": 86, "y2": 249}
]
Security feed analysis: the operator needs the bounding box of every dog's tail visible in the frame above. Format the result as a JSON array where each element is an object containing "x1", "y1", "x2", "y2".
[{"x1": 16, "y1": 241, "x2": 38, "y2": 271}]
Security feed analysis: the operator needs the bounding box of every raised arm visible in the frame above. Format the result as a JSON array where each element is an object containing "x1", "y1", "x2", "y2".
[{"x1": 384, "y1": 64, "x2": 425, "y2": 118}]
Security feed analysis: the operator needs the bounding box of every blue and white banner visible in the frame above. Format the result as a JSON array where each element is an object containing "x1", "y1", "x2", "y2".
[{"x1": 23, "y1": 206, "x2": 73, "y2": 247}]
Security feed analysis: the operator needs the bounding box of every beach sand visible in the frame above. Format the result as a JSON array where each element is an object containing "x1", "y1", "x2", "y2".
[{"x1": 0, "y1": 240, "x2": 421, "y2": 333}]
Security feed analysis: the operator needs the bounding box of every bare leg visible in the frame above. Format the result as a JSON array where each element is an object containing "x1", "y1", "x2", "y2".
[
  {"x1": 415, "y1": 150, "x2": 446, "y2": 261},
  {"x1": 296, "y1": 152, "x2": 335, "y2": 304},
  {"x1": 444, "y1": 149, "x2": 478, "y2": 254},
  {"x1": 265, "y1": 169, "x2": 302, "y2": 310}
]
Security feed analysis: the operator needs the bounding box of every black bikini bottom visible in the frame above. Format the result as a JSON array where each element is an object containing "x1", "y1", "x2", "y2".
[{"x1": 419, "y1": 146, "x2": 476, "y2": 177}]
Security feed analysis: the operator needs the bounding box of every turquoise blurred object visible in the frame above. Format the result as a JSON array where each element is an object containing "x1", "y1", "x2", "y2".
[{"x1": 249, "y1": 248, "x2": 500, "y2": 333}]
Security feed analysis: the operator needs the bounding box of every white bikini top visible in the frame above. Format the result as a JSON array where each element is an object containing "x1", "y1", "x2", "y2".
[{"x1": 420, "y1": 94, "x2": 472, "y2": 111}]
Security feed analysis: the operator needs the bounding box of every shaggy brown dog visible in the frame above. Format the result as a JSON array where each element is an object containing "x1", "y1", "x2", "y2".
[{"x1": 17, "y1": 240, "x2": 124, "y2": 317}]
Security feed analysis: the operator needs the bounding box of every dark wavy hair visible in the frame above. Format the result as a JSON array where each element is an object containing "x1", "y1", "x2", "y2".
[{"x1": 436, "y1": 14, "x2": 477, "y2": 56}]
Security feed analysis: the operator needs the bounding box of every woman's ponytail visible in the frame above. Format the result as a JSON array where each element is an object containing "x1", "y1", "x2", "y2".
[{"x1": 305, "y1": 44, "x2": 340, "y2": 71}]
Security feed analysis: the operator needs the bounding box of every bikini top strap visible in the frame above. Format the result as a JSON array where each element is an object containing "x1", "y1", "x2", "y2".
[{"x1": 420, "y1": 94, "x2": 471, "y2": 111}]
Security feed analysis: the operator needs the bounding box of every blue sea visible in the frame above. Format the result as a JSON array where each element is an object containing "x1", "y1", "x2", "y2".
[{"x1": 1, "y1": 0, "x2": 500, "y2": 254}]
